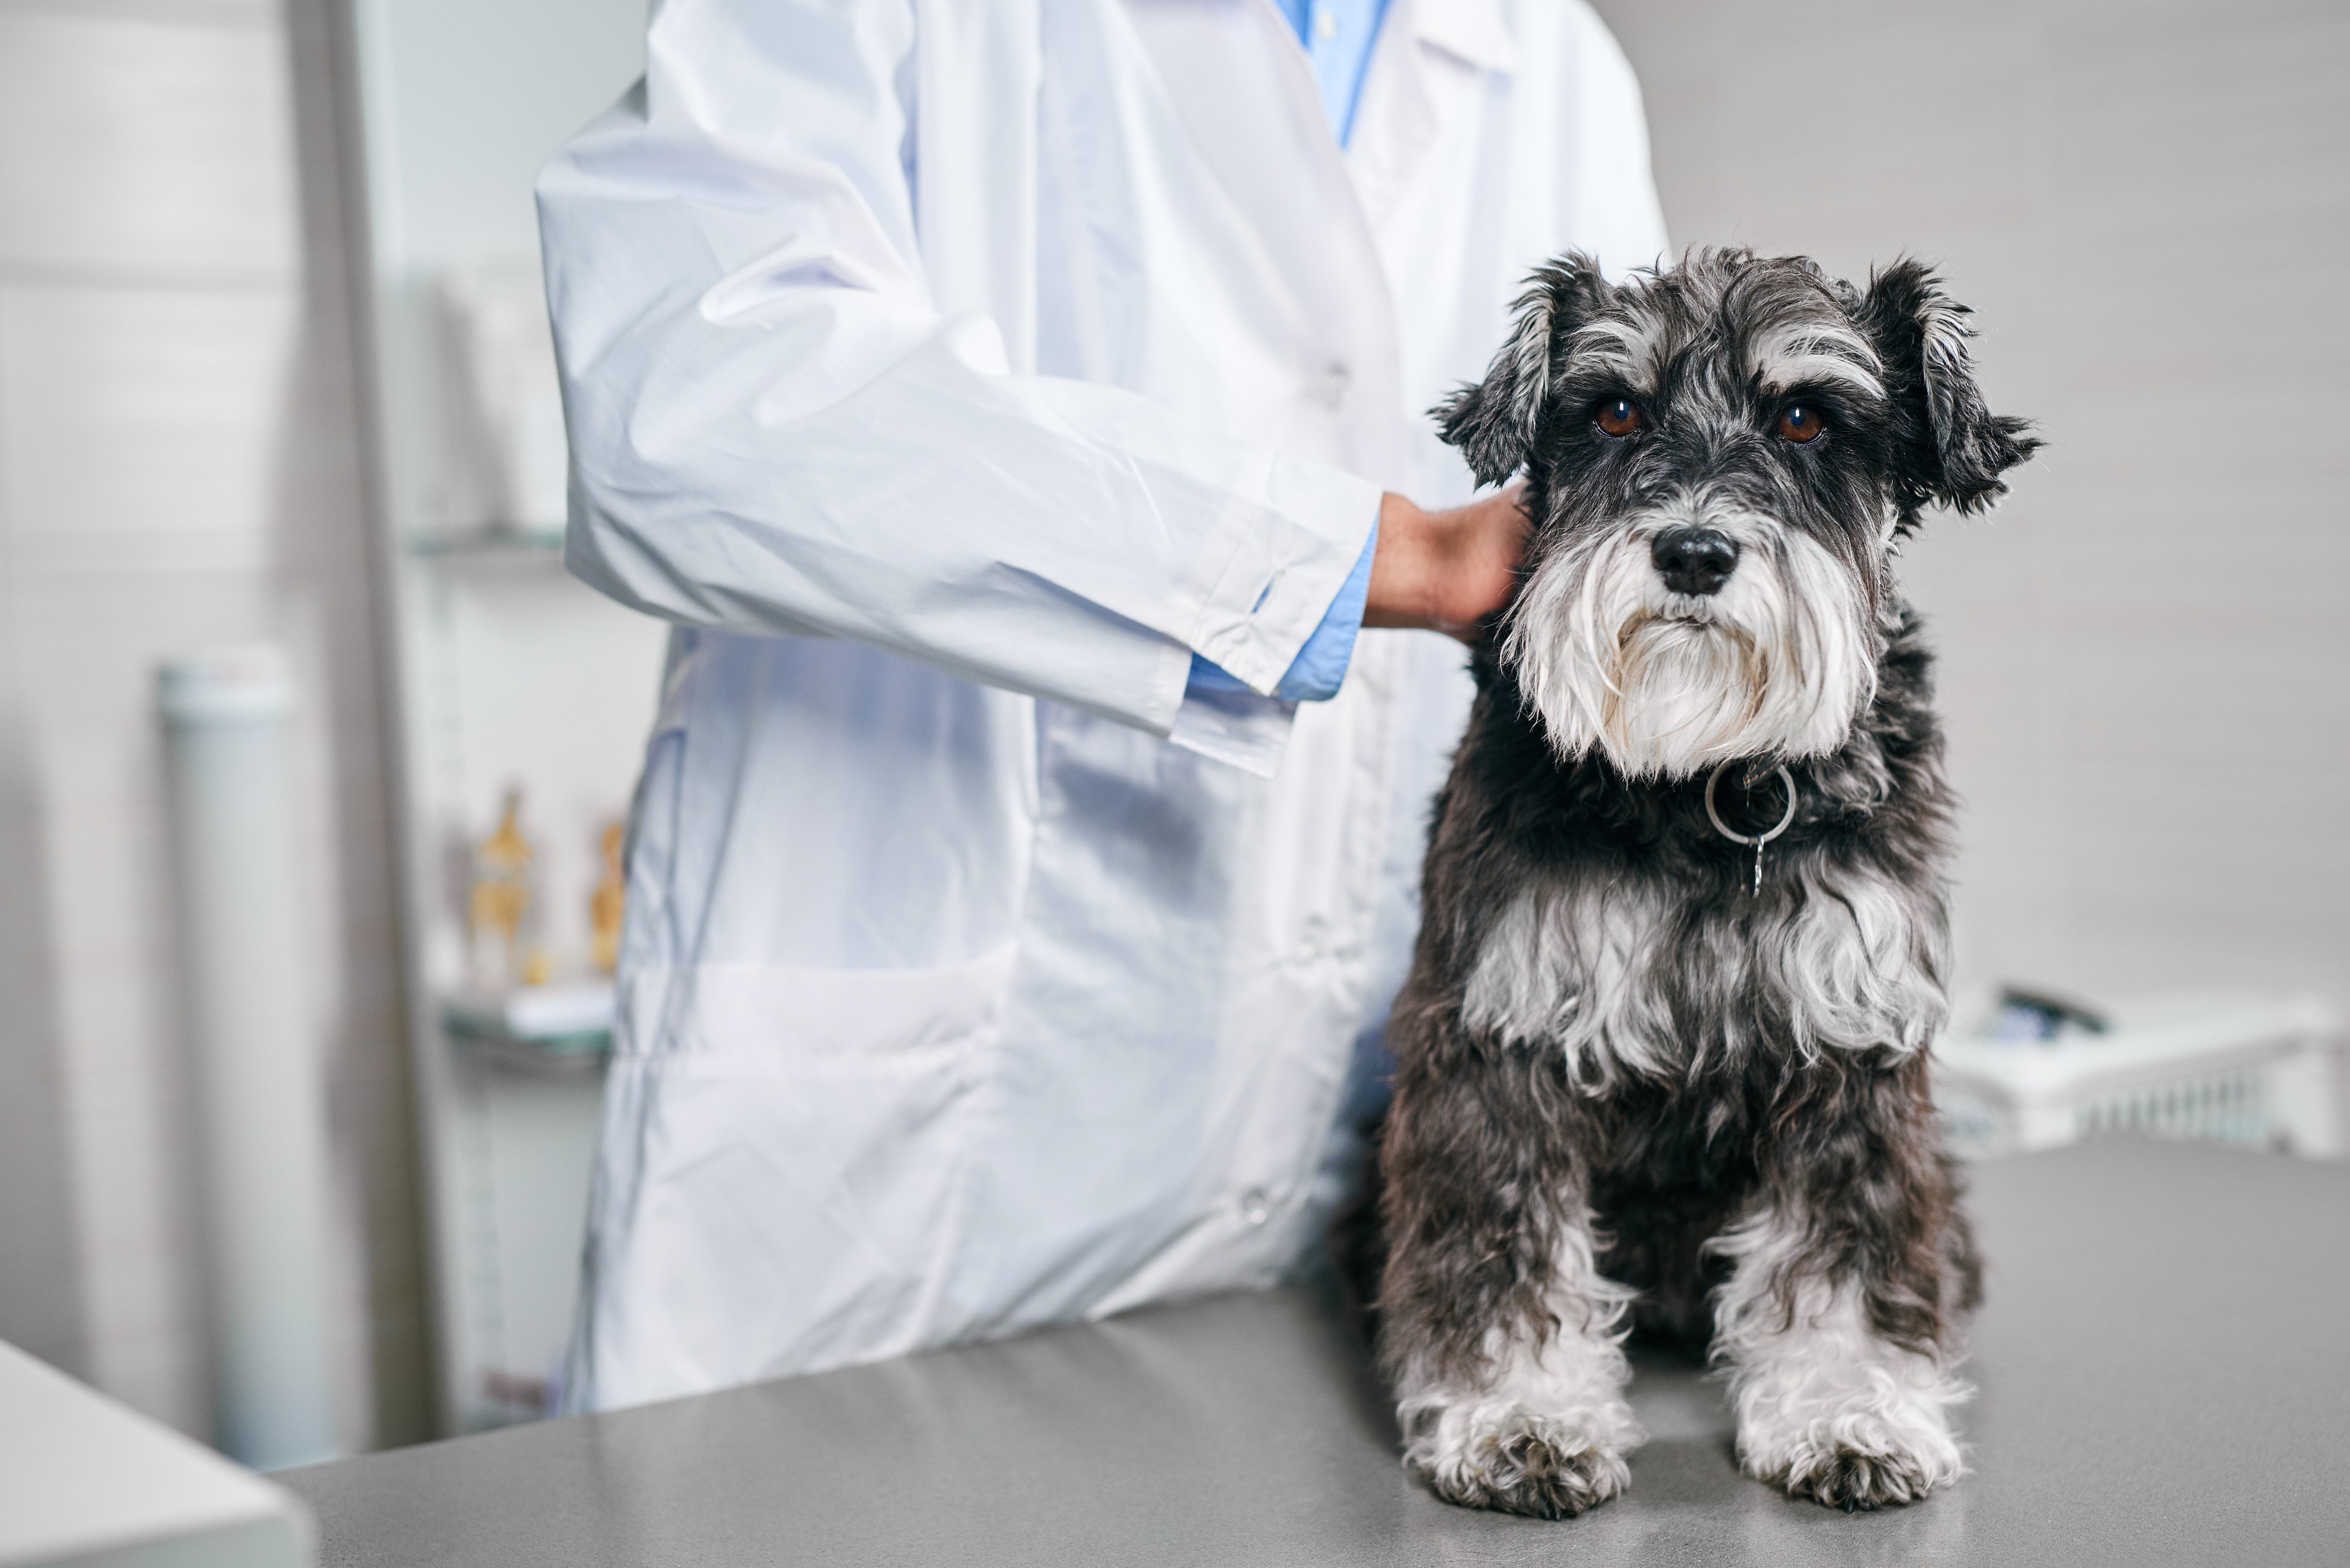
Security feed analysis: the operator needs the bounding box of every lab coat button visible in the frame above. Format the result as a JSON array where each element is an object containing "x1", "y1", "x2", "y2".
[
  {"x1": 1313, "y1": 363, "x2": 1352, "y2": 409},
  {"x1": 1240, "y1": 1187, "x2": 1272, "y2": 1226}
]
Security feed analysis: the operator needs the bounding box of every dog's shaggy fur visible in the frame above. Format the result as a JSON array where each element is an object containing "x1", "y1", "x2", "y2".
[{"x1": 1371, "y1": 248, "x2": 2037, "y2": 1517}]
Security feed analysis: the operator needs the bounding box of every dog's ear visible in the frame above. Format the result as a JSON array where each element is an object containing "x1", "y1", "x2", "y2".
[
  {"x1": 1860, "y1": 260, "x2": 2041, "y2": 519},
  {"x1": 1436, "y1": 255, "x2": 1602, "y2": 488}
]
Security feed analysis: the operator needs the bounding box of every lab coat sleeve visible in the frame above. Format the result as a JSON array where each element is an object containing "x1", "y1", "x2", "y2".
[
  {"x1": 535, "y1": 0, "x2": 1380, "y2": 763},
  {"x1": 1190, "y1": 523, "x2": 1376, "y2": 702}
]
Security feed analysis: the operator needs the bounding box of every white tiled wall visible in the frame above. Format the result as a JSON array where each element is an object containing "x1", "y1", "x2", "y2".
[
  {"x1": 0, "y1": 286, "x2": 302, "y2": 550},
  {"x1": 0, "y1": 0, "x2": 427, "y2": 1447},
  {"x1": 0, "y1": 4, "x2": 298, "y2": 278},
  {"x1": 1592, "y1": 0, "x2": 2350, "y2": 1018}
]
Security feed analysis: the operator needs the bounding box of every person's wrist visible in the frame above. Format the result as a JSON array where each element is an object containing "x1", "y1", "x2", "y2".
[
  {"x1": 1365, "y1": 492, "x2": 1441, "y2": 632},
  {"x1": 1364, "y1": 486, "x2": 1528, "y2": 642}
]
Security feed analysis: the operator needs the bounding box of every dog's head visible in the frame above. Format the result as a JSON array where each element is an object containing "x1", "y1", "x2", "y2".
[{"x1": 1438, "y1": 248, "x2": 2037, "y2": 779}]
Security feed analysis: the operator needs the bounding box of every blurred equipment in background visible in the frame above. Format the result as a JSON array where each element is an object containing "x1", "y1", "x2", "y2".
[
  {"x1": 1980, "y1": 985, "x2": 2110, "y2": 1042},
  {"x1": 157, "y1": 647, "x2": 341, "y2": 1472},
  {"x1": 1935, "y1": 989, "x2": 2345, "y2": 1160},
  {"x1": 0, "y1": 1338, "x2": 313, "y2": 1568},
  {"x1": 432, "y1": 267, "x2": 570, "y2": 544}
]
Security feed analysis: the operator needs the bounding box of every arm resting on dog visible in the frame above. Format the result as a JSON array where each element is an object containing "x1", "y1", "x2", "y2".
[{"x1": 540, "y1": 0, "x2": 1403, "y2": 759}]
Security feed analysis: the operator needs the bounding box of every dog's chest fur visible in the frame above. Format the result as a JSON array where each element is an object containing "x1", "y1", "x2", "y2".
[{"x1": 1425, "y1": 602, "x2": 1955, "y2": 1092}]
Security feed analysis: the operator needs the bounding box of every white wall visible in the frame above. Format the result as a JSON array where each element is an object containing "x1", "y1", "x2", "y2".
[
  {"x1": 0, "y1": 0, "x2": 428, "y2": 1447},
  {"x1": 1591, "y1": 0, "x2": 2350, "y2": 1015}
]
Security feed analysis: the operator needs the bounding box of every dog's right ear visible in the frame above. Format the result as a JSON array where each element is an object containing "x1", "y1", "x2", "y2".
[{"x1": 1436, "y1": 255, "x2": 1600, "y2": 488}]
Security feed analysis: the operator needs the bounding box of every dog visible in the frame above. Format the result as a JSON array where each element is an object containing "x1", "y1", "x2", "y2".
[{"x1": 1371, "y1": 248, "x2": 2038, "y2": 1516}]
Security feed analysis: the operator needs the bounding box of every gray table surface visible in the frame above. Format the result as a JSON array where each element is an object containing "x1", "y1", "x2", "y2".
[{"x1": 284, "y1": 1139, "x2": 2350, "y2": 1566}]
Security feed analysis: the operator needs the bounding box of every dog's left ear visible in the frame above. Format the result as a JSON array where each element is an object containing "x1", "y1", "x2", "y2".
[
  {"x1": 1859, "y1": 260, "x2": 2042, "y2": 519},
  {"x1": 1435, "y1": 255, "x2": 1602, "y2": 488}
]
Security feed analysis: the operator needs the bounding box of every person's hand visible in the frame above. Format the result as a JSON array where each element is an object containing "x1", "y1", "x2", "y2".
[{"x1": 1363, "y1": 484, "x2": 1529, "y2": 642}]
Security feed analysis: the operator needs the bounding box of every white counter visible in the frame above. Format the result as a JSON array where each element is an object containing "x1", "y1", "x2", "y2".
[{"x1": 0, "y1": 1340, "x2": 310, "y2": 1568}]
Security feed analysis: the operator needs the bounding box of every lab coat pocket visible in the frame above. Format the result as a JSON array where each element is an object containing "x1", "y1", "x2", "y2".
[
  {"x1": 605, "y1": 946, "x2": 1018, "y2": 1395},
  {"x1": 632, "y1": 943, "x2": 1018, "y2": 1059}
]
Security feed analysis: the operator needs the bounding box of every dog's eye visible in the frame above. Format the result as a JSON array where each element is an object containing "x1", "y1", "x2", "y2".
[
  {"x1": 1594, "y1": 397, "x2": 1643, "y2": 437},
  {"x1": 1776, "y1": 404, "x2": 1826, "y2": 444}
]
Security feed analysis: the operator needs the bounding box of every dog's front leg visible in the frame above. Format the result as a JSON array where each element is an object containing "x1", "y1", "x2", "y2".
[
  {"x1": 1388, "y1": 1204, "x2": 1641, "y2": 1518},
  {"x1": 1377, "y1": 1057, "x2": 1641, "y2": 1517},
  {"x1": 1710, "y1": 1074, "x2": 1975, "y2": 1510}
]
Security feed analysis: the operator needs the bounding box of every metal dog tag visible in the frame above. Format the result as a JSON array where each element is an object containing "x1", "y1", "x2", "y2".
[{"x1": 1704, "y1": 764, "x2": 1798, "y2": 895}]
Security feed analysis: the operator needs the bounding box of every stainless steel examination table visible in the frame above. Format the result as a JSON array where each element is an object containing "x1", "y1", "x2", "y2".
[{"x1": 283, "y1": 1140, "x2": 2350, "y2": 1566}]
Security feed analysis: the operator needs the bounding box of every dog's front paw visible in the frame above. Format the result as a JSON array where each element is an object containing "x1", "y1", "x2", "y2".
[
  {"x1": 1723, "y1": 1290, "x2": 1969, "y2": 1512},
  {"x1": 1740, "y1": 1400, "x2": 1964, "y2": 1512},
  {"x1": 1407, "y1": 1400, "x2": 1640, "y2": 1519},
  {"x1": 1771, "y1": 1441, "x2": 1951, "y2": 1512}
]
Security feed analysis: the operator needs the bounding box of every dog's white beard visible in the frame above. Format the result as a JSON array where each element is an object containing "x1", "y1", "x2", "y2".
[{"x1": 1506, "y1": 510, "x2": 1876, "y2": 778}]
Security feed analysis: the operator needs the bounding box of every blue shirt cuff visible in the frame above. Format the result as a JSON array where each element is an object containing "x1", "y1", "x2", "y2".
[{"x1": 1187, "y1": 520, "x2": 1377, "y2": 703}]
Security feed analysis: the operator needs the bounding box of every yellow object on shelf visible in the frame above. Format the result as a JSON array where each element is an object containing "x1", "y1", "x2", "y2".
[
  {"x1": 468, "y1": 787, "x2": 537, "y2": 989},
  {"x1": 591, "y1": 821, "x2": 625, "y2": 975}
]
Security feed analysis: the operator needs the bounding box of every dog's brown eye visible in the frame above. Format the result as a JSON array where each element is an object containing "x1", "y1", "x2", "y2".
[
  {"x1": 1594, "y1": 397, "x2": 1642, "y2": 437},
  {"x1": 1776, "y1": 404, "x2": 1826, "y2": 443}
]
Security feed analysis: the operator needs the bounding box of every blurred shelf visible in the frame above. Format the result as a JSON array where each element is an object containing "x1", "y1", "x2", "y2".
[
  {"x1": 407, "y1": 526, "x2": 566, "y2": 560},
  {"x1": 443, "y1": 982, "x2": 613, "y2": 1073}
]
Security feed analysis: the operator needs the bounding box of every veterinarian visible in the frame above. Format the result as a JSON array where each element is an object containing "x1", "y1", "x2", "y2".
[{"x1": 539, "y1": 0, "x2": 1666, "y2": 1411}]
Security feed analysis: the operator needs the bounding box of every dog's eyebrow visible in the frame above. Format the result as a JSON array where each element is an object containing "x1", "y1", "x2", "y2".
[
  {"x1": 1566, "y1": 316, "x2": 1665, "y2": 392},
  {"x1": 1746, "y1": 320, "x2": 1884, "y2": 399}
]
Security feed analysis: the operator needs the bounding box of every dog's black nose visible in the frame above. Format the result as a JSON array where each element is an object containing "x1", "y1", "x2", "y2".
[{"x1": 1651, "y1": 527, "x2": 1740, "y2": 596}]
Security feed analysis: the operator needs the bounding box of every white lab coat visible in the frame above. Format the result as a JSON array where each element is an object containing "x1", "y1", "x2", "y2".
[{"x1": 539, "y1": 0, "x2": 1666, "y2": 1412}]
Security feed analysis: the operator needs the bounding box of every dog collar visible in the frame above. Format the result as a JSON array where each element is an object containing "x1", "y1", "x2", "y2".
[{"x1": 1704, "y1": 763, "x2": 1797, "y2": 895}]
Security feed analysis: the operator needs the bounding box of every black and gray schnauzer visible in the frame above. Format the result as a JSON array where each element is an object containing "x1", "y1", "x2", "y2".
[{"x1": 1373, "y1": 248, "x2": 2037, "y2": 1516}]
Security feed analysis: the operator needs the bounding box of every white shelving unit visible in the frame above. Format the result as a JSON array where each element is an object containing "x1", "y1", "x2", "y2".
[{"x1": 340, "y1": 0, "x2": 658, "y2": 1433}]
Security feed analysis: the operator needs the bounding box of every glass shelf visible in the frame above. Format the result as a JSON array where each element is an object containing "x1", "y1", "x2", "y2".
[
  {"x1": 406, "y1": 527, "x2": 566, "y2": 560},
  {"x1": 442, "y1": 984, "x2": 613, "y2": 1074}
]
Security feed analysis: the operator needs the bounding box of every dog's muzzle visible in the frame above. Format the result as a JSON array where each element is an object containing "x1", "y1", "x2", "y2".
[{"x1": 1651, "y1": 527, "x2": 1740, "y2": 597}]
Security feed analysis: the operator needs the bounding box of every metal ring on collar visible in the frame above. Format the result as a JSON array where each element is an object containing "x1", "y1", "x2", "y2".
[{"x1": 1704, "y1": 763, "x2": 1798, "y2": 847}]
